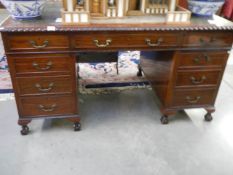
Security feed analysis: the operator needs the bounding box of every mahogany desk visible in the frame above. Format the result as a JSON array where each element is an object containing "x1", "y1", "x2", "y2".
[{"x1": 1, "y1": 11, "x2": 233, "y2": 135}]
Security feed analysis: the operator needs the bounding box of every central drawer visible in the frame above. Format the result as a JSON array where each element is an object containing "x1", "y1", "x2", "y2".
[
  {"x1": 72, "y1": 32, "x2": 181, "y2": 50},
  {"x1": 20, "y1": 95, "x2": 77, "y2": 117}
]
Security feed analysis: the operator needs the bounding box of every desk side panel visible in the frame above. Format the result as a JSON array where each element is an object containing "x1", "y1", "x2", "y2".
[{"x1": 140, "y1": 51, "x2": 175, "y2": 106}]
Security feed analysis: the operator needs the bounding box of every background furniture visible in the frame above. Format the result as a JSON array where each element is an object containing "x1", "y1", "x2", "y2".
[
  {"x1": 61, "y1": 0, "x2": 190, "y2": 24},
  {"x1": 0, "y1": 5, "x2": 232, "y2": 134},
  {"x1": 221, "y1": 0, "x2": 233, "y2": 21}
]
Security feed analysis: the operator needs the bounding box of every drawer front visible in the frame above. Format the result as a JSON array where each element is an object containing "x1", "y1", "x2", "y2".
[
  {"x1": 20, "y1": 95, "x2": 77, "y2": 117},
  {"x1": 177, "y1": 51, "x2": 228, "y2": 68},
  {"x1": 7, "y1": 33, "x2": 69, "y2": 52},
  {"x1": 10, "y1": 55, "x2": 73, "y2": 76},
  {"x1": 16, "y1": 76, "x2": 74, "y2": 96},
  {"x1": 72, "y1": 32, "x2": 181, "y2": 49},
  {"x1": 176, "y1": 70, "x2": 222, "y2": 87},
  {"x1": 171, "y1": 88, "x2": 216, "y2": 107},
  {"x1": 183, "y1": 32, "x2": 233, "y2": 47}
]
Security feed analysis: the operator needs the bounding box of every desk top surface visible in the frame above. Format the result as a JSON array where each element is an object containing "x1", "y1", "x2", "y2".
[{"x1": 1, "y1": 2, "x2": 233, "y2": 32}]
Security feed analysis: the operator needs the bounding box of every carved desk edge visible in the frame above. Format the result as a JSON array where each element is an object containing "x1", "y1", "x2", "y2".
[
  {"x1": 1, "y1": 24, "x2": 233, "y2": 32},
  {"x1": 1, "y1": 14, "x2": 233, "y2": 32}
]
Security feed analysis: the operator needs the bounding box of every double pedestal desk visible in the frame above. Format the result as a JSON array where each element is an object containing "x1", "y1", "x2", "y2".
[{"x1": 1, "y1": 15, "x2": 233, "y2": 135}]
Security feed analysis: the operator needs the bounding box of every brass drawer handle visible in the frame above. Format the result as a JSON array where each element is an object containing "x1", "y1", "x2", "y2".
[
  {"x1": 199, "y1": 37, "x2": 216, "y2": 45},
  {"x1": 93, "y1": 39, "x2": 112, "y2": 48},
  {"x1": 29, "y1": 40, "x2": 49, "y2": 49},
  {"x1": 186, "y1": 96, "x2": 201, "y2": 104},
  {"x1": 203, "y1": 54, "x2": 211, "y2": 62},
  {"x1": 145, "y1": 38, "x2": 163, "y2": 47},
  {"x1": 199, "y1": 38, "x2": 205, "y2": 44},
  {"x1": 193, "y1": 57, "x2": 200, "y2": 64},
  {"x1": 38, "y1": 104, "x2": 57, "y2": 112},
  {"x1": 190, "y1": 76, "x2": 206, "y2": 84},
  {"x1": 35, "y1": 83, "x2": 54, "y2": 92},
  {"x1": 193, "y1": 54, "x2": 211, "y2": 64},
  {"x1": 32, "y1": 61, "x2": 53, "y2": 71}
]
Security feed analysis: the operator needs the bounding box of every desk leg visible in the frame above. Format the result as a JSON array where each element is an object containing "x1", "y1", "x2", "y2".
[
  {"x1": 160, "y1": 109, "x2": 177, "y2": 124},
  {"x1": 204, "y1": 107, "x2": 215, "y2": 122},
  {"x1": 18, "y1": 119, "x2": 31, "y2": 135},
  {"x1": 137, "y1": 64, "x2": 143, "y2": 77},
  {"x1": 160, "y1": 115, "x2": 169, "y2": 124},
  {"x1": 67, "y1": 117, "x2": 81, "y2": 131}
]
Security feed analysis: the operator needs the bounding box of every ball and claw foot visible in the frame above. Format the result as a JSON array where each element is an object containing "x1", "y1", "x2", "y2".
[
  {"x1": 160, "y1": 115, "x2": 169, "y2": 125},
  {"x1": 74, "y1": 122, "x2": 81, "y2": 131},
  {"x1": 20, "y1": 125, "x2": 29, "y2": 135},
  {"x1": 204, "y1": 113, "x2": 213, "y2": 122}
]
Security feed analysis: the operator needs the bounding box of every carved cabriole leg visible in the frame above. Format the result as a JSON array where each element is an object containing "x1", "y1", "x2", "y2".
[
  {"x1": 67, "y1": 117, "x2": 81, "y2": 131},
  {"x1": 18, "y1": 119, "x2": 31, "y2": 135},
  {"x1": 204, "y1": 107, "x2": 215, "y2": 122},
  {"x1": 160, "y1": 109, "x2": 177, "y2": 125},
  {"x1": 160, "y1": 115, "x2": 169, "y2": 124}
]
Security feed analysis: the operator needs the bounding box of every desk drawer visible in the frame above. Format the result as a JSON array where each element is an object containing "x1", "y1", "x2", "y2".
[
  {"x1": 16, "y1": 75, "x2": 74, "y2": 96},
  {"x1": 177, "y1": 51, "x2": 228, "y2": 69},
  {"x1": 183, "y1": 32, "x2": 233, "y2": 48},
  {"x1": 72, "y1": 33, "x2": 123, "y2": 49},
  {"x1": 9, "y1": 54, "x2": 73, "y2": 76},
  {"x1": 176, "y1": 70, "x2": 221, "y2": 88},
  {"x1": 6, "y1": 33, "x2": 69, "y2": 52},
  {"x1": 171, "y1": 88, "x2": 216, "y2": 107},
  {"x1": 72, "y1": 32, "x2": 181, "y2": 49},
  {"x1": 20, "y1": 95, "x2": 77, "y2": 117}
]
